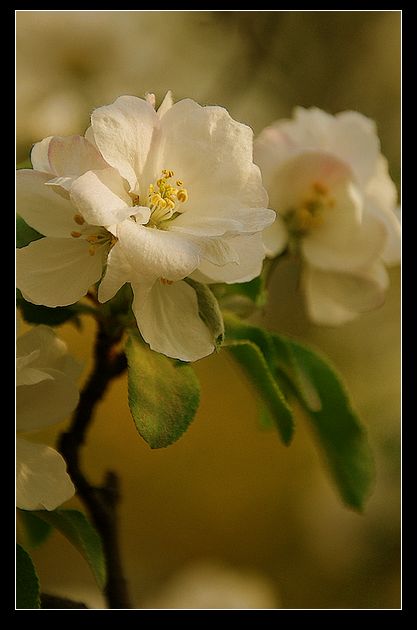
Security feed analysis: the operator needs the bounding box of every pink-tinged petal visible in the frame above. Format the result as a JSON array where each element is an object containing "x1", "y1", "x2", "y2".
[
  {"x1": 156, "y1": 99, "x2": 268, "y2": 208},
  {"x1": 265, "y1": 150, "x2": 358, "y2": 220},
  {"x1": 16, "y1": 237, "x2": 107, "y2": 307},
  {"x1": 303, "y1": 262, "x2": 389, "y2": 325},
  {"x1": 70, "y1": 167, "x2": 134, "y2": 226},
  {"x1": 116, "y1": 221, "x2": 201, "y2": 283},
  {"x1": 192, "y1": 232, "x2": 266, "y2": 284},
  {"x1": 48, "y1": 135, "x2": 109, "y2": 177},
  {"x1": 30, "y1": 136, "x2": 53, "y2": 172},
  {"x1": 17, "y1": 170, "x2": 76, "y2": 237},
  {"x1": 262, "y1": 215, "x2": 289, "y2": 258},
  {"x1": 16, "y1": 438, "x2": 75, "y2": 511},
  {"x1": 303, "y1": 203, "x2": 387, "y2": 272},
  {"x1": 132, "y1": 280, "x2": 214, "y2": 362},
  {"x1": 97, "y1": 242, "x2": 132, "y2": 303},
  {"x1": 91, "y1": 95, "x2": 158, "y2": 191}
]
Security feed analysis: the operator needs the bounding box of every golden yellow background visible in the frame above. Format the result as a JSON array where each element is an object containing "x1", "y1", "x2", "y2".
[{"x1": 17, "y1": 11, "x2": 401, "y2": 609}]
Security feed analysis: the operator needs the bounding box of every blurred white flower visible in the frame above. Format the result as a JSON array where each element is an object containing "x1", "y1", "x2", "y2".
[
  {"x1": 142, "y1": 560, "x2": 279, "y2": 609},
  {"x1": 16, "y1": 323, "x2": 79, "y2": 510},
  {"x1": 17, "y1": 93, "x2": 274, "y2": 361},
  {"x1": 254, "y1": 107, "x2": 400, "y2": 325}
]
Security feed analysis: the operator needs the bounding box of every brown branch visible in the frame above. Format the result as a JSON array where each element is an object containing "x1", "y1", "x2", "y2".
[{"x1": 58, "y1": 319, "x2": 131, "y2": 609}]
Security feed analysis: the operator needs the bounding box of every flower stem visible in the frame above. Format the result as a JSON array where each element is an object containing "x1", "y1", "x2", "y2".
[{"x1": 58, "y1": 318, "x2": 131, "y2": 609}]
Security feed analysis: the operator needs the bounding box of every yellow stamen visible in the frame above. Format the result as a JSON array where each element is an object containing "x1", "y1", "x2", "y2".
[
  {"x1": 88, "y1": 246, "x2": 96, "y2": 256},
  {"x1": 71, "y1": 231, "x2": 82, "y2": 238},
  {"x1": 313, "y1": 181, "x2": 328, "y2": 196},
  {"x1": 177, "y1": 189, "x2": 188, "y2": 203},
  {"x1": 73, "y1": 214, "x2": 85, "y2": 225},
  {"x1": 160, "y1": 278, "x2": 173, "y2": 285}
]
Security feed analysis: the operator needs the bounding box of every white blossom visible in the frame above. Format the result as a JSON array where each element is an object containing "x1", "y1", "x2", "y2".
[
  {"x1": 17, "y1": 93, "x2": 275, "y2": 361},
  {"x1": 16, "y1": 323, "x2": 79, "y2": 510},
  {"x1": 254, "y1": 107, "x2": 400, "y2": 325}
]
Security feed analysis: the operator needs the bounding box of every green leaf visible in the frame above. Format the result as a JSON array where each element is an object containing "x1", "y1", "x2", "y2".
[
  {"x1": 17, "y1": 159, "x2": 32, "y2": 170},
  {"x1": 272, "y1": 335, "x2": 375, "y2": 511},
  {"x1": 185, "y1": 278, "x2": 224, "y2": 350},
  {"x1": 16, "y1": 289, "x2": 88, "y2": 327},
  {"x1": 224, "y1": 312, "x2": 374, "y2": 510},
  {"x1": 16, "y1": 544, "x2": 40, "y2": 609},
  {"x1": 226, "y1": 339, "x2": 294, "y2": 444},
  {"x1": 18, "y1": 509, "x2": 52, "y2": 549},
  {"x1": 33, "y1": 509, "x2": 106, "y2": 589},
  {"x1": 16, "y1": 214, "x2": 43, "y2": 249},
  {"x1": 213, "y1": 275, "x2": 268, "y2": 317},
  {"x1": 125, "y1": 330, "x2": 201, "y2": 448}
]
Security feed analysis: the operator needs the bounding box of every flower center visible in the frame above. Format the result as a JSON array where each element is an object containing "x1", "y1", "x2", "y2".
[
  {"x1": 285, "y1": 181, "x2": 334, "y2": 239},
  {"x1": 70, "y1": 213, "x2": 116, "y2": 256},
  {"x1": 146, "y1": 169, "x2": 189, "y2": 228}
]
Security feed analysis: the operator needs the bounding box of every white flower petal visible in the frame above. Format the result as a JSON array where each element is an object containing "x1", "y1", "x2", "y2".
[
  {"x1": 303, "y1": 203, "x2": 387, "y2": 272},
  {"x1": 91, "y1": 95, "x2": 158, "y2": 191},
  {"x1": 366, "y1": 202, "x2": 401, "y2": 267},
  {"x1": 48, "y1": 135, "x2": 108, "y2": 176},
  {"x1": 132, "y1": 280, "x2": 214, "y2": 362},
  {"x1": 17, "y1": 325, "x2": 80, "y2": 380},
  {"x1": 157, "y1": 99, "x2": 268, "y2": 208},
  {"x1": 303, "y1": 262, "x2": 389, "y2": 325},
  {"x1": 157, "y1": 90, "x2": 174, "y2": 119},
  {"x1": 171, "y1": 198, "x2": 275, "y2": 236},
  {"x1": 262, "y1": 215, "x2": 289, "y2": 258},
  {"x1": 117, "y1": 221, "x2": 201, "y2": 282},
  {"x1": 292, "y1": 107, "x2": 336, "y2": 147},
  {"x1": 70, "y1": 168, "x2": 134, "y2": 226},
  {"x1": 17, "y1": 170, "x2": 76, "y2": 237},
  {"x1": 193, "y1": 232, "x2": 266, "y2": 284},
  {"x1": 16, "y1": 237, "x2": 106, "y2": 306},
  {"x1": 30, "y1": 136, "x2": 53, "y2": 172},
  {"x1": 365, "y1": 156, "x2": 400, "y2": 266},
  {"x1": 16, "y1": 350, "x2": 51, "y2": 387},
  {"x1": 17, "y1": 367, "x2": 79, "y2": 432},
  {"x1": 331, "y1": 111, "x2": 380, "y2": 186},
  {"x1": 98, "y1": 242, "x2": 132, "y2": 302},
  {"x1": 16, "y1": 438, "x2": 75, "y2": 511}
]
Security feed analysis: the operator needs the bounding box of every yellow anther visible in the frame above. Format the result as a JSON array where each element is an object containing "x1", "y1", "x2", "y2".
[
  {"x1": 165, "y1": 198, "x2": 176, "y2": 210},
  {"x1": 73, "y1": 214, "x2": 85, "y2": 225},
  {"x1": 160, "y1": 277, "x2": 173, "y2": 285},
  {"x1": 162, "y1": 169, "x2": 174, "y2": 178},
  {"x1": 71, "y1": 231, "x2": 82, "y2": 238},
  {"x1": 176, "y1": 180, "x2": 183, "y2": 187},
  {"x1": 313, "y1": 181, "x2": 328, "y2": 196},
  {"x1": 86, "y1": 235, "x2": 99, "y2": 244},
  {"x1": 177, "y1": 189, "x2": 188, "y2": 203},
  {"x1": 88, "y1": 246, "x2": 96, "y2": 256}
]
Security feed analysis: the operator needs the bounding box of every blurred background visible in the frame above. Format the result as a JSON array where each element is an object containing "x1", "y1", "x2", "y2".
[{"x1": 16, "y1": 11, "x2": 401, "y2": 609}]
